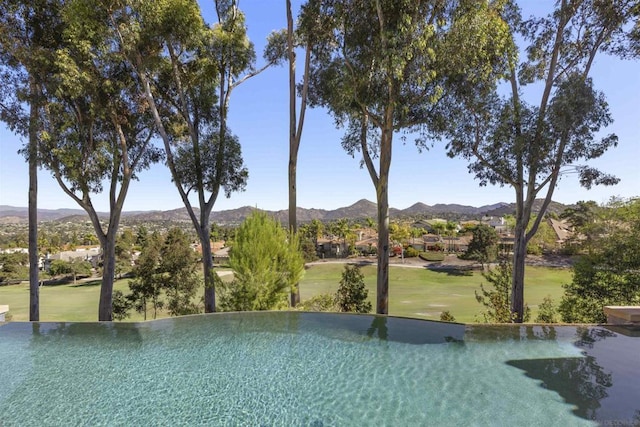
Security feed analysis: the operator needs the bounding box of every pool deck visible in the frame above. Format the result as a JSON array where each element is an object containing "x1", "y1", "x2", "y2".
[
  {"x1": 0, "y1": 305, "x2": 8, "y2": 322},
  {"x1": 604, "y1": 306, "x2": 640, "y2": 325}
]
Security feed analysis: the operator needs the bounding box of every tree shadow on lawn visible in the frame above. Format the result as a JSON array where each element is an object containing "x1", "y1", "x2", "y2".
[
  {"x1": 425, "y1": 265, "x2": 475, "y2": 277},
  {"x1": 42, "y1": 277, "x2": 99, "y2": 287},
  {"x1": 71, "y1": 279, "x2": 102, "y2": 288}
]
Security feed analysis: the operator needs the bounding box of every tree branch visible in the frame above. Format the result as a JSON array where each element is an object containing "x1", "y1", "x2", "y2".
[{"x1": 360, "y1": 112, "x2": 379, "y2": 188}]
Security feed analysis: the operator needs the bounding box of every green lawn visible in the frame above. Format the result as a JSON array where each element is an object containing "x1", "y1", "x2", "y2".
[
  {"x1": 0, "y1": 265, "x2": 572, "y2": 323},
  {"x1": 299, "y1": 263, "x2": 572, "y2": 323},
  {"x1": 0, "y1": 278, "x2": 140, "y2": 322}
]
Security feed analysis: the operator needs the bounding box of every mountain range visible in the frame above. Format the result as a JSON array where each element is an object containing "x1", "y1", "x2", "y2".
[{"x1": 0, "y1": 199, "x2": 570, "y2": 225}]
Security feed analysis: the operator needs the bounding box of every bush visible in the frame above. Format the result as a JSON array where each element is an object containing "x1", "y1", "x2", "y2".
[
  {"x1": 297, "y1": 294, "x2": 336, "y2": 312},
  {"x1": 440, "y1": 311, "x2": 456, "y2": 322},
  {"x1": 526, "y1": 243, "x2": 543, "y2": 255},
  {"x1": 535, "y1": 295, "x2": 558, "y2": 323},
  {"x1": 112, "y1": 290, "x2": 132, "y2": 321},
  {"x1": 300, "y1": 238, "x2": 318, "y2": 262},
  {"x1": 475, "y1": 259, "x2": 530, "y2": 323},
  {"x1": 419, "y1": 251, "x2": 445, "y2": 262},
  {"x1": 405, "y1": 246, "x2": 419, "y2": 258},
  {"x1": 335, "y1": 264, "x2": 372, "y2": 313}
]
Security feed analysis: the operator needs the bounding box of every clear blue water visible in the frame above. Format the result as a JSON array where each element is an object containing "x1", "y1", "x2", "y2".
[{"x1": 1, "y1": 312, "x2": 639, "y2": 426}]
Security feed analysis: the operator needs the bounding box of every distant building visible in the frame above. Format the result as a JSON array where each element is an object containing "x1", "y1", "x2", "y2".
[
  {"x1": 316, "y1": 238, "x2": 348, "y2": 258},
  {"x1": 213, "y1": 247, "x2": 230, "y2": 264},
  {"x1": 482, "y1": 216, "x2": 510, "y2": 234},
  {"x1": 43, "y1": 246, "x2": 101, "y2": 271},
  {"x1": 0, "y1": 248, "x2": 28, "y2": 254},
  {"x1": 354, "y1": 237, "x2": 378, "y2": 255},
  {"x1": 548, "y1": 218, "x2": 573, "y2": 246}
]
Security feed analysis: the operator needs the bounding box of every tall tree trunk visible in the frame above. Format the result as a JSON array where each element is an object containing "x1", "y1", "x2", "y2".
[
  {"x1": 28, "y1": 79, "x2": 39, "y2": 322},
  {"x1": 376, "y1": 187, "x2": 390, "y2": 314},
  {"x1": 99, "y1": 235, "x2": 116, "y2": 321},
  {"x1": 375, "y1": 123, "x2": 392, "y2": 314},
  {"x1": 287, "y1": 0, "x2": 301, "y2": 307},
  {"x1": 288, "y1": 157, "x2": 300, "y2": 306},
  {"x1": 200, "y1": 218, "x2": 216, "y2": 313},
  {"x1": 511, "y1": 223, "x2": 527, "y2": 323}
]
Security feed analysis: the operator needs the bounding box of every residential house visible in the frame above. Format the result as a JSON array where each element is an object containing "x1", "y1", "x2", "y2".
[
  {"x1": 44, "y1": 246, "x2": 102, "y2": 271},
  {"x1": 423, "y1": 234, "x2": 444, "y2": 251},
  {"x1": 316, "y1": 238, "x2": 348, "y2": 258},
  {"x1": 498, "y1": 235, "x2": 515, "y2": 254},
  {"x1": 407, "y1": 237, "x2": 426, "y2": 252},
  {"x1": 354, "y1": 237, "x2": 378, "y2": 255},
  {"x1": 0, "y1": 248, "x2": 28, "y2": 254},
  {"x1": 482, "y1": 216, "x2": 510, "y2": 234},
  {"x1": 442, "y1": 235, "x2": 472, "y2": 252},
  {"x1": 213, "y1": 247, "x2": 230, "y2": 264},
  {"x1": 548, "y1": 218, "x2": 573, "y2": 246},
  {"x1": 195, "y1": 240, "x2": 227, "y2": 263}
]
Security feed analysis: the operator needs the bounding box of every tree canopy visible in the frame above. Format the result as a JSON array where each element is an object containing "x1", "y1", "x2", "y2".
[
  {"x1": 441, "y1": 0, "x2": 639, "y2": 322},
  {"x1": 302, "y1": 0, "x2": 513, "y2": 314},
  {"x1": 560, "y1": 198, "x2": 640, "y2": 323}
]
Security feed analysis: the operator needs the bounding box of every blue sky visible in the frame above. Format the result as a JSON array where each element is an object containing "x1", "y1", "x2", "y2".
[{"x1": 0, "y1": 1, "x2": 638, "y2": 213}]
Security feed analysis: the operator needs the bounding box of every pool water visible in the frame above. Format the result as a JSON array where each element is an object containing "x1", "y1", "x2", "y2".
[{"x1": 1, "y1": 312, "x2": 639, "y2": 426}]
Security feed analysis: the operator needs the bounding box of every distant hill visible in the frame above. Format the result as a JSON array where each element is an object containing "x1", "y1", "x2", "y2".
[
  {"x1": 482, "y1": 200, "x2": 568, "y2": 217},
  {"x1": 0, "y1": 206, "x2": 89, "y2": 222},
  {"x1": 0, "y1": 199, "x2": 571, "y2": 225}
]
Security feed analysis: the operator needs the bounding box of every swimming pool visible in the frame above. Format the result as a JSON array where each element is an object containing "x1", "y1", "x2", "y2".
[{"x1": 1, "y1": 312, "x2": 638, "y2": 426}]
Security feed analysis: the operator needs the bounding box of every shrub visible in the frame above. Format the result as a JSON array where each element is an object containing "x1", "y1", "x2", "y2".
[
  {"x1": 405, "y1": 246, "x2": 419, "y2": 258},
  {"x1": 526, "y1": 243, "x2": 543, "y2": 255},
  {"x1": 535, "y1": 295, "x2": 558, "y2": 323},
  {"x1": 335, "y1": 264, "x2": 372, "y2": 313},
  {"x1": 440, "y1": 311, "x2": 456, "y2": 322},
  {"x1": 419, "y1": 251, "x2": 445, "y2": 262},
  {"x1": 475, "y1": 259, "x2": 530, "y2": 323},
  {"x1": 297, "y1": 294, "x2": 336, "y2": 312},
  {"x1": 112, "y1": 290, "x2": 132, "y2": 321}
]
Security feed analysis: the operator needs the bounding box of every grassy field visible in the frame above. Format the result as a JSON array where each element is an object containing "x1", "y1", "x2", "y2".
[
  {"x1": 300, "y1": 263, "x2": 571, "y2": 322},
  {"x1": 0, "y1": 264, "x2": 572, "y2": 323},
  {"x1": 0, "y1": 278, "x2": 139, "y2": 322}
]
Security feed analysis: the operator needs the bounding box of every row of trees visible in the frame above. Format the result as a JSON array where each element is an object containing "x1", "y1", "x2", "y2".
[
  {"x1": 0, "y1": 0, "x2": 283, "y2": 320},
  {"x1": 114, "y1": 228, "x2": 200, "y2": 320},
  {"x1": 448, "y1": 197, "x2": 639, "y2": 324},
  {"x1": 1, "y1": 1, "x2": 638, "y2": 321},
  {"x1": 114, "y1": 212, "x2": 305, "y2": 319},
  {"x1": 299, "y1": 0, "x2": 638, "y2": 320}
]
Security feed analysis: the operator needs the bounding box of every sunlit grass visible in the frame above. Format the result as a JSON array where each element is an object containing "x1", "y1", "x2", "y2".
[
  {"x1": 0, "y1": 265, "x2": 571, "y2": 323},
  {"x1": 299, "y1": 263, "x2": 572, "y2": 323}
]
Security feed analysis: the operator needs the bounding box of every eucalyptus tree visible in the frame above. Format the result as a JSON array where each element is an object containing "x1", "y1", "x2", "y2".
[
  {"x1": 443, "y1": 0, "x2": 639, "y2": 322},
  {"x1": 37, "y1": 0, "x2": 162, "y2": 320},
  {"x1": 286, "y1": 0, "x2": 313, "y2": 306},
  {"x1": 0, "y1": 0, "x2": 63, "y2": 321},
  {"x1": 301, "y1": 0, "x2": 511, "y2": 313},
  {"x1": 114, "y1": 0, "x2": 284, "y2": 312}
]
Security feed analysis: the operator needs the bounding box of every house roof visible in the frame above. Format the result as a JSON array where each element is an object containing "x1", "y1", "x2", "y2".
[
  {"x1": 548, "y1": 218, "x2": 573, "y2": 242},
  {"x1": 213, "y1": 247, "x2": 230, "y2": 257},
  {"x1": 354, "y1": 237, "x2": 378, "y2": 247},
  {"x1": 423, "y1": 234, "x2": 443, "y2": 243}
]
